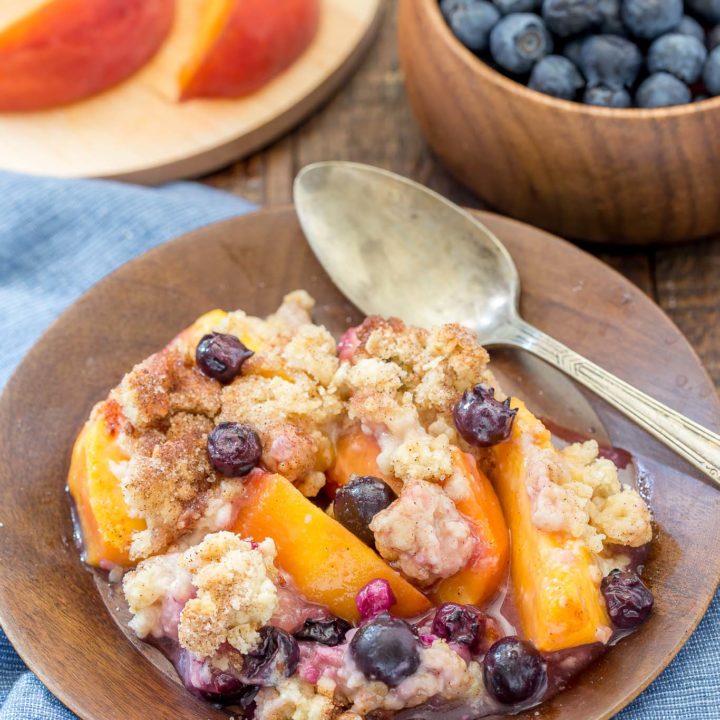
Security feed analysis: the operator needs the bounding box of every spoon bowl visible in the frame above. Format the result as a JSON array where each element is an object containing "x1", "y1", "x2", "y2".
[
  {"x1": 294, "y1": 162, "x2": 520, "y2": 340},
  {"x1": 294, "y1": 161, "x2": 720, "y2": 486}
]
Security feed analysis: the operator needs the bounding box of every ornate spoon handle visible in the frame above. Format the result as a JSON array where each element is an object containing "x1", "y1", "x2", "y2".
[{"x1": 490, "y1": 319, "x2": 720, "y2": 487}]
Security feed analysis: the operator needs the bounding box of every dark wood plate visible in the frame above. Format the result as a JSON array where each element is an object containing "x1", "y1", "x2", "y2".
[{"x1": 0, "y1": 207, "x2": 718, "y2": 720}]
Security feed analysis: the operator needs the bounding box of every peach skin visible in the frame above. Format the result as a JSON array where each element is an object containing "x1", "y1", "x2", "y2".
[
  {"x1": 0, "y1": 0, "x2": 174, "y2": 112},
  {"x1": 180, "y1": 0, "x2": 320, "y2": 100},
  {"x1": 68, "y1": 408, "x2": 145, "y2": 567}
]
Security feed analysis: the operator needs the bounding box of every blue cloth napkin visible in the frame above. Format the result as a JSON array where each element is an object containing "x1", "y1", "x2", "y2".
[{"x1": 0, "y1": 172, "x2": 717, "y2": 720}]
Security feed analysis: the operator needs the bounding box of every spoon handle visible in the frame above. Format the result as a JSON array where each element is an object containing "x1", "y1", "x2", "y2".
[{"x1": 495, "y1": 319, "x2": 720, "y2": 487}]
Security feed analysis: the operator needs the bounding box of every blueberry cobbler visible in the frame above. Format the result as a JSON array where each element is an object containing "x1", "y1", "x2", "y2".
[{"x1": 68, "y1": 291, "x2": 654, "y2": 719}]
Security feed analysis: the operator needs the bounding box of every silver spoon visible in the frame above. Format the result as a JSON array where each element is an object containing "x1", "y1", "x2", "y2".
[{"x1": 294, "y1": 161, "x2": 720, "y2": 487}]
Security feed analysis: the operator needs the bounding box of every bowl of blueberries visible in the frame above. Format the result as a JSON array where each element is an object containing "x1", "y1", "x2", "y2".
[{"x1": 397, "y1": 0, "x2": 720, "y2": 243}]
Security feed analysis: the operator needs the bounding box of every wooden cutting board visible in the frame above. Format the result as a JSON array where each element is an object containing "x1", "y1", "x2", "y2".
[{"x1": 0, "y1": 0, "x2": 383, "y2": 184}]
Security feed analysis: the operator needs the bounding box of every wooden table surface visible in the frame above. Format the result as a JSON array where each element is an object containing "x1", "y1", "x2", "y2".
[{"x1": 203, "y1": 0, "x2": 719, "y2": 388}]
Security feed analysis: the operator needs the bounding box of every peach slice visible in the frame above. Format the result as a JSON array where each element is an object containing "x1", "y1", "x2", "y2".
[
  {"x1": 232, "y1": 472, "x2": 431, "y2": 622},
  {"x1": 326, "y1": 426, "x2": 394, "y2": 498},
  {"x1": 433, "y1": 451, "x2": 509, "y2": 607},
  {"x1": 68, "y1": 405, "x2": 145, "y2": 567},
  {"x1": 179, "y1": 0, "x2": 320, "y2": 100},
  {"x1": 329, "y1": 426, "x2": 509, "y2": 605},
  {"x1": 0, "y1": 0, "x2": 174, "y2": 112},
  {"x1": 489, "y1": 400, "x2": 611, "y2": 652}
]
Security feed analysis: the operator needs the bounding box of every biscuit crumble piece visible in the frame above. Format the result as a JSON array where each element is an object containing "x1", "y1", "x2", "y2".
[
  {"x1": 370, "y1": 480, "x2": 475, "y2": 586},
  {"x1": 255, "y1": 678, "x2": 337, "y2": 720},
  {"x1": 178, "y1": 532, "x2": 279, "y2": 658}
]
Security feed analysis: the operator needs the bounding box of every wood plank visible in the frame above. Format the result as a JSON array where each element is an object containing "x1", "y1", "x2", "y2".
[{"x1": 655, "y1": 239, "x2": 720, "y2": 386}]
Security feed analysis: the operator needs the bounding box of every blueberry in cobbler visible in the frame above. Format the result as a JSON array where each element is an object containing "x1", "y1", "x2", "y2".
[
  {"x1": 335, "y1": 475, "x2": 397, "y2": 547},
  {"x1": 240, "y1": 626, "x2": 300, "y2": 686},
  {"x1": 483, "y1": 637, "x2": 547, "y2": 704},
  {"x1": 431, "y1": 602, "x2": 485, "y2": 650},
  {"x1": 294, "y1": 616, "x2": 353, "y2": 646},
  {"x1": 350, "y1": 613, "x2": 421, "y2": 687},
  {"x1": 207, "y1": 421, "x2": 262, "y2": 476},
  {"x1": 69, "y1": 293, "x2": 656, "y2": 720},
  {"x1": 601, "y1": 569, "x2": 654, "y2": 628},
  {"x1": 196, "y1": 331, "x2": 253, "y2": 383},
  {"x1": 453, "y1": 383, "x2": 517, "y2": 446}
]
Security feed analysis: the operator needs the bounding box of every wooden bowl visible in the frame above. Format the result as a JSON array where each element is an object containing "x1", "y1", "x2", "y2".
[
  {"x1": 398, "y1": 0, "x2": 720, "y2": 245},
  {"x1": 0, "y1": 207, "x2": 718, "y2": 719}
]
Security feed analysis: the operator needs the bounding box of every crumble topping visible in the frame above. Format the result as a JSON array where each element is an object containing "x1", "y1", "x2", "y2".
[
  {"x1": 255, "y1": 677, "x2": 337, "y2": 720},
  {"x1": 590, "y1": 489, "x2": 653, "y2": 547},
  {"x1": 390, "y1": 433, "x2": 455, "y2": 484},
  {"x1": 178, "y1": 532, "x2": 279, "y2": 658},
  {"x1": 123, "y1": 532, "x2": 279, "y2": 658},
  {"x1": 509, "y1": 427, "x2": 651, "y2": 555},
  {"x1": 336, "y1": 639, "x2": 483, "y2": 715},
  {"x1": 115, "y1": 349, "x2": 221, "y2": 431},
  {"x1": 123, "y1": 552, "x2": 192, "y2": 640},
  {"x1": 370, "y1": 480, "x2": 475, "y2": 586}
]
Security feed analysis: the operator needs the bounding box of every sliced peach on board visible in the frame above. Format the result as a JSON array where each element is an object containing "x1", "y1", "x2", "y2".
[
  {"x1": 326, "y1": 426, "x2": 394, "y2": 498},
  {"x1": 0, "y1": 0, "x2": 174, "y2": 112},
  {"x1": 433, "y1": 451, "x2": 509, "y2": 607},
  {"x1": 232, "y1": 472, "x2": 431, "y2": 622},
  {"x1": 68, "y1": 407, "x2": 144, "y2": 567},
  {"x1": 489, "y1": 400, "x2": 611, "y2": 652},
  {"x1": 179, "y1": 0, "x2": 321, "y2": 101}
]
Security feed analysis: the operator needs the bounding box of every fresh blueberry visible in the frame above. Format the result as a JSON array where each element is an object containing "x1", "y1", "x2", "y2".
[
  {"x1": 294, "y1": 617, "x2": 353, "y2": 646},
  {"x1": 483, "y1": 637, "x2": 547, "y2": 704},
  {"x1": 240, "y1": 627, "x2": 300, "y2": 686},
  {"x1": 703, "y1": 46, "x2": 720, "y2": 94},
  {"x1": 562, "y1": 37, "x2": 585, "y2": 66},
  {"x1": 598, "y1": 0, "x2": 625, "y2": 33},
  {"x1": 708, "y1": 24, "x2": 720, "y2": 50},
  {"x1": 636, "y1": 71, "x2": 692, "y2": 106},
  {"x1": 686, "y1": 0, "x2": 720, "y2": 23},
  {"x1": 334, "y1": 476, "x2": 397, "y2": 548},
  {"x1": 601, "y1": 569, "x2": 654, "y2": 628},
  {"x1": 673, "y1": 15, "x2": 705, "y2": 42},
  {"x1": 493, "y1": 0, "x2": 541, "y2": 14},
  {"x1": 196, "y1": 332, "x2": 253, "y2": 384},
  {"x1": 489, "y1": 13, "x2": 553, "y2": 73},
  {"x1": 441, "y1": 0, "x2": 501, "y2": 52},
  {"x1": 529, "y1": 55, "x2": 585, "y2": 98},
  {"x1": 621, "y1": 0, "x2": 683, "y2": 40},
  {"x1": 453, "y1": 384, "x2": 517, "y2": 447},
  {"x1": 350, "y1": 613, "x2": 420, "y2": 687},
  {"x1": 648, "y1": 33, "x2": 707, "y2": 83},
  {"x1": 583, "y1": 84, "x2": 633, "y2": 105},
  {"x1": 207, "y1": 422, "x2": 262, "y2": 477},
  {"x1": 580, "y1": 34, "x2": 643, "y2": 89},
  {"x1": 542, "y1": 0, "x2": 602, "y2": 37}
]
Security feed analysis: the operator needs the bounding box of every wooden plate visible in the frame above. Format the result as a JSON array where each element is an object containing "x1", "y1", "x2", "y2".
[
  {"x1": 0, "y1": 207, "x2": 718, "y2": 720},
  {"x1": 0, "y1": 0, "x2": 382, "y2": 184}
]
